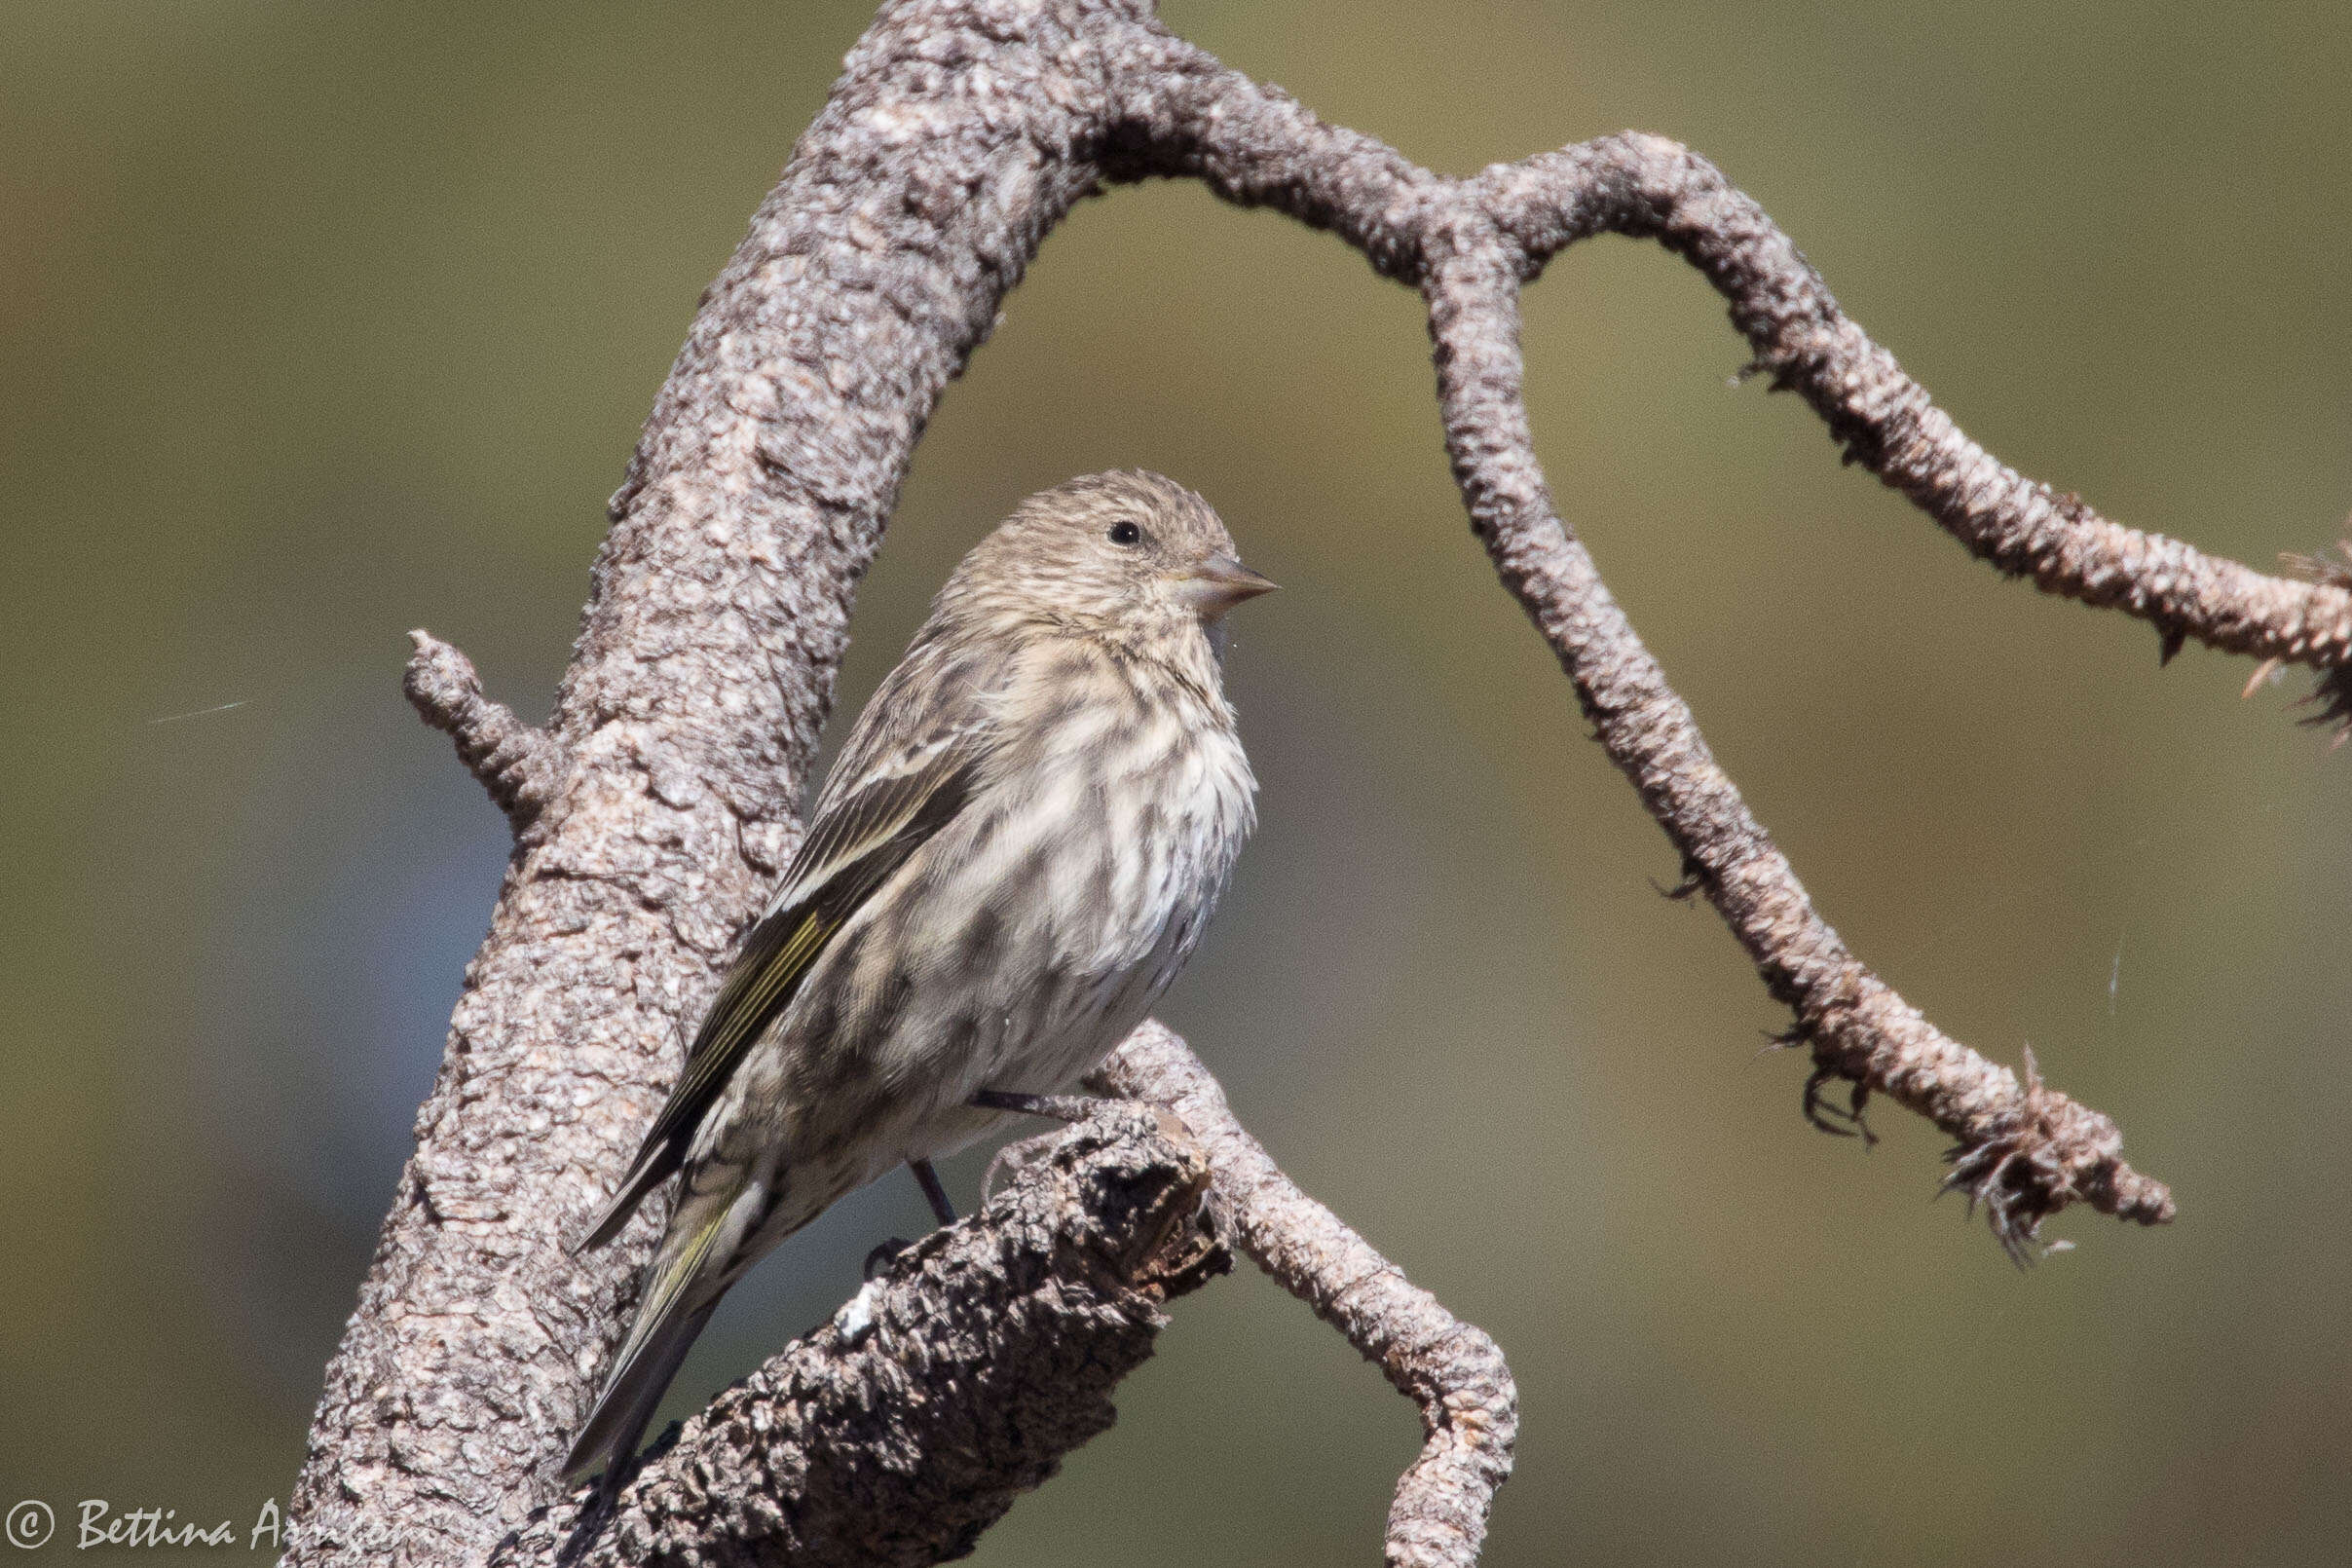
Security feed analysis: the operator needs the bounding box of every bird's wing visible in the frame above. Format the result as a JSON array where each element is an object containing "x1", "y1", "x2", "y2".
[{"x1": 573, "y1": 712, "x2": 990, "y2": 1253}]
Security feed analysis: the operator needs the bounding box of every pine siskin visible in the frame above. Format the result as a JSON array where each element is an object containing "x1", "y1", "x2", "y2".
[{"x1": 564, "y1": 469, "x2": 1275, "y2": 1484}]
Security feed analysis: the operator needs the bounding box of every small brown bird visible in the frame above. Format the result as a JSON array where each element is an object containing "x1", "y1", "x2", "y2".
[{"x1": 565, "y1": 470, "x2": 1275, "y2": 1484}]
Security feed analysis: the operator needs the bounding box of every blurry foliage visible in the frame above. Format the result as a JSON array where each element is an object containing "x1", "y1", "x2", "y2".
[{"x1": 3, "y1": 1, "x2": 2350, "y2": 1562}]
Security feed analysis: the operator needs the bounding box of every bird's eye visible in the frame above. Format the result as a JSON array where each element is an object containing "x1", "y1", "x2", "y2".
[{"x1": 1106, "y1": 520, "x2": 1142, "y2": 547}]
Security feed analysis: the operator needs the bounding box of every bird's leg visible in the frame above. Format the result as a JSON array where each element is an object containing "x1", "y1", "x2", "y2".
[
  {"x1": 973, "y1": 1087, "x2": 1193, "y2": 1207},
  {"x1": 908, "y1": 1158, "x2": 957, "y2": 1227},
  {"x1": 970, "y1": 1087, "x2": 1125, "y2": 1122},
  {"x1": 972, "y1": 1089, "x2": 1123, "y2": 1208}
]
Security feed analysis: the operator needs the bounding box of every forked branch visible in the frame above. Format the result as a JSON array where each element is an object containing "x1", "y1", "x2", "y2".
[
  {"x1": 1113, "y1": 28, "x2": 2225, "y2": 1246},
  {"x1": 293, "y1": 1, "x2": 2345, "y2": 1563}
]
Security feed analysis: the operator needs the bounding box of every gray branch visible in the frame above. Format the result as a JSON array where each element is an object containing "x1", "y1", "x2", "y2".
[
  {"x1": 1109, "y1": 32, "x2": 2186, "y2": 1247},
  {"x1": 490, "y1": 1101, "x2": 1229, "y2": 1568},
  {"x1": 288, "y1": 0, "x2": 2345, "y2": 1560},
  {"x1": 483, "y1": 1028, "x2": 1509, "y2": 1568},
  {"x1": 1096, "y1": 1027, "x2": 1517, "y2": 1568},
  {"x1": 403, "y1": 631, "x2": 564, "y2": 828},
  {"x1": 1419, "y1": 249, "x2": 2170, "y2": 1254}
]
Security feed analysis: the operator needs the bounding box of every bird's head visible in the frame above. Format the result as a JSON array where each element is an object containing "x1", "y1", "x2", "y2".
[{"x1": 948, "y1": 470, "x2": 1277, "y2": 657}]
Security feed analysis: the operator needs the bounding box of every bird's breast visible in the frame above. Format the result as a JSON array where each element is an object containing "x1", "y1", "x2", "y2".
[
  {"x1": 979, "y1": 663, "x2": 1252, "y2": 972},
  {"x1": 767, "y1": 641, "x2": 1256, "y2": 1166}
]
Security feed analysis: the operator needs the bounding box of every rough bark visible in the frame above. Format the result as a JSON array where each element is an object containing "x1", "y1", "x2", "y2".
[
  {"x1": 289, "y1": 5, "x2": 1128, "y2": 1560},
  {"x1": 468, "y1": 1031, "x2": 1514, "y2": 1568},
  {"x1": 1097, "y1": 1027, "x2": 1516, "y2": 1568},
  {"x1": 488, "y1": 1102, "x2": 1229, "y2": 1568},
  {"x1": 291, "y1": 0, "x2": 2347, "y2": 1562}
]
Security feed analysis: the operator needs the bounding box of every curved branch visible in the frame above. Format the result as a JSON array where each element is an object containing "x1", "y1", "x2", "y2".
[
  {"x1": 1419, "y1": 246, "x2": 2170, "y2": 1251},
  {"x1": 1113, "y1": 34, "x2": 2186, "y2": 1247},
  {"x1": 1097, "y1": 1026, "x2": 1516, "y2": 1568},
  {"x1": 1120, "y1": 48, "x2": 2352, "y2": 673},
  {"x1": 1474, "y1": 134, "x2": 2352, "y2": 671}
]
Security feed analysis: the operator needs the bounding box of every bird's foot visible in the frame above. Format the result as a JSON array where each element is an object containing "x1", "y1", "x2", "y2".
[
  {"x1": 862, "y1": 1237, "x2": 914, "y2": 1282},
  {"x1": 980, "y1": 1130, "x2": 1067, "y2": 1208}
]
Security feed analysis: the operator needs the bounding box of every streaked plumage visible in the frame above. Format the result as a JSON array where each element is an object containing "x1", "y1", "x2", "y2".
[{"x1": 564, "y1": 470, "x2": 1273, "y2": 1483}]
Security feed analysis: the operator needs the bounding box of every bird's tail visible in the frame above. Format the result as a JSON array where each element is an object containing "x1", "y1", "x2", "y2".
[
  {"x1": 561, "y1": 1297, "x2": 717, "y2": 1494},
  {"x1": 562, "y1": 1176, "x2": 756, "y2": 1488}
]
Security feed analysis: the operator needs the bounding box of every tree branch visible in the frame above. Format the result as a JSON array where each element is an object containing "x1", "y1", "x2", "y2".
[
  {"x1": 1112, "y1": 34, "x2": 2187, "y2": 1249},
  {"x1": 1475, "y1": 136, "x2": 2352, "y2": 673},
  {"x1": 491, "y1": 1101, "x2": 1229, "y2": 1568},
  {"x1": 292, "y1": 0, "x2": 2340, "y2": 1558},
  {"x1": 1419, "y1": 246, "x2": 2168, "y2": 1254},
  {"x1": 479, "y1": 1028, "x2": 1509, "y2": 1568},
  {"x1": 292, "y1": 0, "x2": 1135, "y2": 1549},
  {"x1": 404, "y1": 630, "x2": 565, "y2": 828},
  {"x1": 1097, "y1": 1026, "x2": 1517, "y2": 1568}
]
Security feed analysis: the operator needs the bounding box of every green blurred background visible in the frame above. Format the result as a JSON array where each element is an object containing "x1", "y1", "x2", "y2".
[{"x1": 6, "y1": 1, "x2": 2350, "y2": 1562}]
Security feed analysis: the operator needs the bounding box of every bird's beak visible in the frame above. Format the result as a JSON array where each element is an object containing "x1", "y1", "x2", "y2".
[{"x1": 1177, "y1": 553, "x2": 1279, "y2": 617}]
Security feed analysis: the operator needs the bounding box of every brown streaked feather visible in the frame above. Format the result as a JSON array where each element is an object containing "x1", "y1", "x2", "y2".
[
  {"x1": 565, "y1": 471, "x2": 1266, "y2": 1484},
  {"x1": 574, "y1": 728, "x2": 988, "y2": 1253}
]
